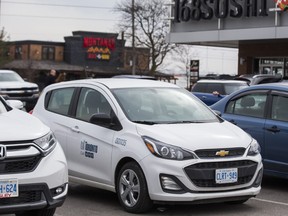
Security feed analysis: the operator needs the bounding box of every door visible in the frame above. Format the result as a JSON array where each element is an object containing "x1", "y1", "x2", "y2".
[
  {"x1": 263, "y1": 94, "x2": 288, "y2": 176},
  {"x1": 66, "y1": 87, "x2": 117, "y2": 186}
]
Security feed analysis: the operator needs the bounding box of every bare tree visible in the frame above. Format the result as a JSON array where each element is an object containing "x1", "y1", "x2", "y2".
[
  {"x1": 171, "y1": 45, "x2": 200, "y2": 89},
  {"x1": 116, "y1": 0, "x2": 175, "y2": 76},
  {"x1": 0, "y1": 27, "x2": 11, "y2": 67}
]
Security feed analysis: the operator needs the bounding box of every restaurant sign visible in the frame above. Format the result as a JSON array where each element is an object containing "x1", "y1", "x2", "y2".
[
  {"x1": 174, "y1": 0, "x2": 286, "y2": 22},
  {"x1": 83, "y1": 37, "x2": 116, "y2": 61}
]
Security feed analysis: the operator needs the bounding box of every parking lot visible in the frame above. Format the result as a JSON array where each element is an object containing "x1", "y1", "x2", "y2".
[{"x1": 53, "y1": 176, "x2": 288, "y2": 216}]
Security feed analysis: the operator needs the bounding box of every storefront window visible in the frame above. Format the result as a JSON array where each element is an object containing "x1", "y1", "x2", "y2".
[
  {"x1": 42, "y1": 46, "x2": 55, "y2": 60},
  {"x1": 15, "y1": 46, "x2": 22, "y2": 60}
]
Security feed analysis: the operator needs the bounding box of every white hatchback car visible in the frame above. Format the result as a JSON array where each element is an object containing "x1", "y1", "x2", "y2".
[
  {"x1": 32, "y1": 78, "x2": 263, "y2": 213},
  {"x1": 0, "y1": 97, "x2": 68, "y2": 216}
]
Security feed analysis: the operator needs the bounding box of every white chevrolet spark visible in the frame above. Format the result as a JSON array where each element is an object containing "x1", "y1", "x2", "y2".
[
  {"x1": 0, "y1": 97, "x2": 68, "y2": 216},
  {"x1": 32, "y1": 78, "x2": 263, "y2": 213}
]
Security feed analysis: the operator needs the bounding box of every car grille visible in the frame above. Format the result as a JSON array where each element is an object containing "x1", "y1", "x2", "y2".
[
  {"x1": 184, "y1": 160, "x2": 257, "y2": 188},
  {"x1": 0, "y1": 156, "x2": 42, "y2": 174},
  {"x1": 0, "y1": 142, "x2": 42, "y2": 174},
  {"x1": 195, "y1": 148, "x2": 246, "y2": 158}
]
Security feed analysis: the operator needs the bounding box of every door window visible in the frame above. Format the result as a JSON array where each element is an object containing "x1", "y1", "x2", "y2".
[
  {"x1": 76, "y1": 88, "x2": 112, "y2": 122},
  {"x1": 271, "y1": 95, "x2": 288, "y2": 122},
  {"x1": 46, "y1": 88, "x2": 75, "y2": 115},
  {"x1": 226, "y1": 93, "x2": 267, "y2": 118}
]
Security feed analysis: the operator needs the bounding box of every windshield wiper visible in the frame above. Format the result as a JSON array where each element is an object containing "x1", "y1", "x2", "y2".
[
  {"x1": 132, "y1": 121, "x2": 159, "y2": 125},
  {"x1": 166, "y1": 121, "x2": 205, "y2": 124}
]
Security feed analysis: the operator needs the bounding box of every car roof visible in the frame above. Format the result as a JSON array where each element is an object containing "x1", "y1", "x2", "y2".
[
  {"x1": 47, "y1": 78, "x2": 180, "y2": 90},
  {"x1": 196, "y1": 79, "x2": 247, "y2": 84}
]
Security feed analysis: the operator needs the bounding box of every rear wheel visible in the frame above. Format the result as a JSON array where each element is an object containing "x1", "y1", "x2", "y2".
[
  {"x1": 116, "y1": 162, "x2": 153, "y2": 213},
  {"x1": 16, "y1": 208, "x2": 56, "y2": 216}
]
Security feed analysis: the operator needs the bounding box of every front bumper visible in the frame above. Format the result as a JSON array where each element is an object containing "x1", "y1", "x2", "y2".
[
  {"x1": 0, "y1": 183, "x2": 68, "y2": 214},
  {"x1": 0, "y1": 144, "x2": 68, "y2": 214},
  {"x1": 140, "y1": 154, "x2": 263, "y2": 203}
]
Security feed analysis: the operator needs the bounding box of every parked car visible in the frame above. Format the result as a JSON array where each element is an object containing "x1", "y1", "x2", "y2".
[
  {"x1": 0, "y1": 96, "x2": 68, "y2": 216},
  {"x1": 0, "y1": 70, "x2": 40, "y2": 111},
  {"x1": 191, "y1": 80, "x2": 249, "y2": 105},
  {"x1": 234, "y1": 74, "x2": 283, "y2": 85},
  {"x1": 211, "y1": 82, "x2": 288, "y2": 179},
  {"x1": 32, "y1": 78, "x2": 262, "y2": 213}
]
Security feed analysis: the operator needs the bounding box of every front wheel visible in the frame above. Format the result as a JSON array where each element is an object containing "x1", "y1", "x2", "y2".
[{"x1": 116, "y1": 162, "x2": 153, "y2": 213}]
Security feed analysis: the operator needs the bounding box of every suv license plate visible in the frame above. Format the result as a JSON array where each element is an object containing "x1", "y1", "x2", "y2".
[
  {"x1": 215, "y1": 168, "x2": 238, "y2": 184},
  {"x1": 0, "y1": 179, "x2": 18, "y2": 198}
]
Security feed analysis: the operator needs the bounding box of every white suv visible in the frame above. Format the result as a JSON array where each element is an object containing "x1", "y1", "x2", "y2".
[
  {"x1": 0, "y1": 70, "x2": 40, "y2": 111},
  {"x1": 32, "y1": 78, "x2": 263, "y2": 213},
  {"x1": 0, "y1": 97, "x2": 68, "y2": 216}
]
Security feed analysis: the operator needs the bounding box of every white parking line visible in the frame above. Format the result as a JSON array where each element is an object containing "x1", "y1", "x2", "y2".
[{"x1": 252, "y1": 197, "x2": 288, "y2": 206}]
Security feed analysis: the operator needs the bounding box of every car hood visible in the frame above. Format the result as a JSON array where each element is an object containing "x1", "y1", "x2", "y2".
[
  {"x1": 0, "y1": 81, "x2": 38, "y2": 89},
  {"x1": 0, "y1": 109, "x2": 50, "y2": 141},
  {"x1": 136, "y1": 121, "x2": 252, "y2": 151}
]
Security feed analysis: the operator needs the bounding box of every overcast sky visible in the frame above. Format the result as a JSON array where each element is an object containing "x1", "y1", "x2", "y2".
[
  {"x1": 0, "y1": 0, "x2": 120, "y2": 41},
  {"x1": 0, "y1": 0, "x2": 238, "y2": 77}
]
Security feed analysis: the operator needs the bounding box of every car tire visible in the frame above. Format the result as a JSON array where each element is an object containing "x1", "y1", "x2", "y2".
[
  {"x1": 116, "y1": 162, "x2": 153, "y2": 213},
  {"x1": 16, "y1": 208, "x2": 56, "y2": 216}
]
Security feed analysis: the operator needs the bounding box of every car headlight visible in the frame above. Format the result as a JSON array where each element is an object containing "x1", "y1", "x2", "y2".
[
  {"x1": 142, "y1": 136, "x2": 195, "y2": 160},
  {"x1": 34, "y1": 131, "x2": 57, "y2": 156},
  {"x1": 247, "y1": 139, "x2": 261, "y2": 156}
]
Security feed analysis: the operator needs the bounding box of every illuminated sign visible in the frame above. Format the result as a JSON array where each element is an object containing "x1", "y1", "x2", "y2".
[
  {"x1": 275, "y1": 0, "x2": 288, "y2": 10},
  {"x1": 83, "y1": 37, "x2": 116, "y2": 61},
  {"x1": 174, "y1": 0, "x2": 269, "y2": 22}
]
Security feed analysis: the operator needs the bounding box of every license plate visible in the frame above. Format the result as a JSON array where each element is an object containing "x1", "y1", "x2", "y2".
[
  {"x1": 215, "y1": 168, "x2": 238, "y2": 184},
  {"x1": 0, "y1": 179, "x2": 18, "y2": 198}
]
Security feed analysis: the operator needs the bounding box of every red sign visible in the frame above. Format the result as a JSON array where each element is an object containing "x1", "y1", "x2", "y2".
[{"x1": 83, "y1": 37, "x2": 115, "y2": 50}]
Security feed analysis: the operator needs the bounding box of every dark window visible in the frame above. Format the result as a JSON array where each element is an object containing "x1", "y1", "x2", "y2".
[
  {"x1": 76, "y1": 88, "x2": 112, "y2": 122},
  {"x1": 42, "y1": 46, "x2": 55, "y2": 60},
  {"x1": 271, "y1": 95, "x2": 288, "y2": 122},
  {"x1": 15, "y1": 46, "x2": 22, "y2": 60},
  {"x1": 46, "y1": 88, "x2": 75, "y2": 115},
  {"x1": 226, "y1": 93, "x2": 267, "y2": 118}
]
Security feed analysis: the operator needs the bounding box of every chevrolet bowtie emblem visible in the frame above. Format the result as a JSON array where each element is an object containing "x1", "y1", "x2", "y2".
[{"x1": 216, "y1": 150, "x2": 229, "y2": 157}]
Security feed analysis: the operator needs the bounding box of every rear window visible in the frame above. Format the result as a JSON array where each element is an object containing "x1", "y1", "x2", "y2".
[{"x1": 46, "y1": 88, "x2": 75, "y2": 115}]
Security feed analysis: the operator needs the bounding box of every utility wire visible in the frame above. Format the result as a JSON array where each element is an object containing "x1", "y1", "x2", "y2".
[
  {"x1": 2, "y1": 14, "x2": 117, "y2": 21},
  {"x1": 1, "y1": 1, "x2": 113, "y2": 9}
]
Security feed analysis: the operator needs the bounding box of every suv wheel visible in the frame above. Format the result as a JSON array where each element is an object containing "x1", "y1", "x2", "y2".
[
  {"x1": 16, "y1": 208, "x2": 56, "y2": 216},
  {"x1": 116, "y1": 162, "x2": 153, "y2": 213}
]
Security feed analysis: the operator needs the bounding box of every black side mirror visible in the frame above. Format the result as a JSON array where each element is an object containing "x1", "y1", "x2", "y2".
[{"x1": 89, "y1": 113, "x2": 122, "y2": 131}]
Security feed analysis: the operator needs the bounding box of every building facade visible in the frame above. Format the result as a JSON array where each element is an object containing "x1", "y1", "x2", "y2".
[
  {"x1": 3, "y1": 31, "x2": 150, "y2": 89},
  {"x1": 167, "y1": 0, "x2": 288, "y2": 77}
]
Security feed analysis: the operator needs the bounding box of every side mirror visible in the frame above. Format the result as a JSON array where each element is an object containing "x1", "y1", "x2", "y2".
[
  {"x1": 89, "y1": 113, "x2": 123, "y2": 131},
  {"x1": 6, "y1": 100, "x2": 24, "y2": 110},
  {"x1": 213, "y1": 110, "x2": 222, "y2": 117},
  {"x1": 90, "y1": 113, "x2": 111, "y2": 126}
]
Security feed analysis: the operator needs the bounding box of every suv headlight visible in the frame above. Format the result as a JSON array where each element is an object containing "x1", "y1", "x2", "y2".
[
  {"x1": 34, "y1": 131, "x2": 57, "y2": 156},
  {"x1": 247, "y1": 139, "x2": 261, "y2": 156},
  {"x1": 142, "y1": 136, "x2": 195, "y2": 160}
]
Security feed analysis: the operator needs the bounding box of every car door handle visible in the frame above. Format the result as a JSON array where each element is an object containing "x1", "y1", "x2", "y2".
[
  {"x1": 71, "y1": 126, "x2": 80, "y2": 133},
  {"x1": 266, "y1": 126, "x2": 280, "y2": 133}
]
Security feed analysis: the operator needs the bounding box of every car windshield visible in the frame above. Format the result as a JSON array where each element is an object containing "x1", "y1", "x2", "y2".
[
  {"x1": 224, "y1": 83, "x2": 248, "y2": 94},
  {"x1": 0, "y1": 72, "x2": 24, "y2": 82},
  {"x1": 112, "y1": 87, "x2": 220, "y2": 124}
]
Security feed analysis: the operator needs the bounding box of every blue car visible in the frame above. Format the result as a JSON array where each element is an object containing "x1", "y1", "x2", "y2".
[
  {"x1": 211, "y1": 82, "x2": 288, "y2": 179},
  {"x1": 191, "y1": 80, "x2": 248, "y2": 106}
]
